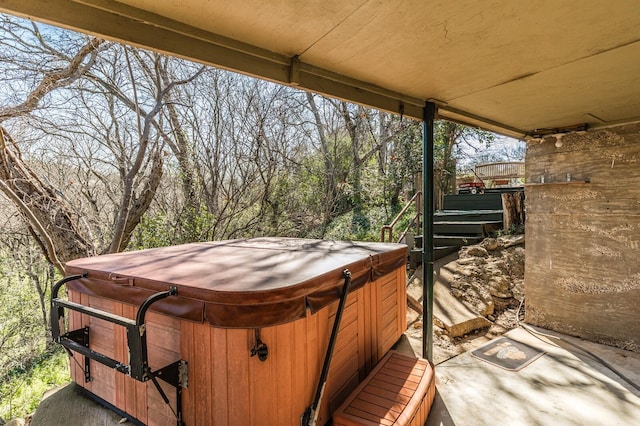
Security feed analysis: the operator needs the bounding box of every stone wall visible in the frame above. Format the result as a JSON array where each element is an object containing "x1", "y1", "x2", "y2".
[{"x1": 524, "y1": 122, "x2": 640, "y2": 351}]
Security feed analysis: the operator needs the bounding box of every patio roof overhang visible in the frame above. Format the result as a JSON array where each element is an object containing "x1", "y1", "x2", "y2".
[{"x1": 1, "y1": 0, "x2": 639, "y2": 139}]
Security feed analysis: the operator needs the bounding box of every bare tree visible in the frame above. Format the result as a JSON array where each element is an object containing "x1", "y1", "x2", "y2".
[
  {"x1": 0, "y1": 22, "x2": 104, "y2": 267},
  {"x1": 0, "y1": 17, "x2": 207, "y2": 268},
  {"x1": 304, "y1": 93, "x2": 346, "y2": 235}
]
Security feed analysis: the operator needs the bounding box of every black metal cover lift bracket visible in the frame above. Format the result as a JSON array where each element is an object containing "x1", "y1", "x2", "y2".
[
  {"x1": 50, "y1": 274, "x2": 187, "y2": 426},
  {"x1": 65, "y1": 326, "x2": 92, "y2": 382}
]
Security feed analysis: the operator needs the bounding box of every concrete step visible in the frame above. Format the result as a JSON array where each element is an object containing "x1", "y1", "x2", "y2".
[{"x1": 407, "y1": 256, "x2": 490, "y2": 338}]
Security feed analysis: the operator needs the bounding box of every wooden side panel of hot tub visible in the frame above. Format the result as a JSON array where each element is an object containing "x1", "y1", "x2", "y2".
[{"x1": 68, "y1": 267, "x2": 406, "y2": 426}]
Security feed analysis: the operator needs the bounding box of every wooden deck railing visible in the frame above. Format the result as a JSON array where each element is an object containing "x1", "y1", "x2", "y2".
[
  {"x1": 475, "y1": 162, "x2": 525, "y2": 179},
  {"x1": 381, "y1": 192, "x2": 421, "y2": 243}
]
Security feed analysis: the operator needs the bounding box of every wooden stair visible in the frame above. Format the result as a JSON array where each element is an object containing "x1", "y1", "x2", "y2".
[
  {"x1": 433, "y1": 220, "x2": 502, "y2": 236},
  {"x1": 408, "y1": 212, "x2": 503, "y2": 267},
  {"x1": 333, "y1": 351, "x2": 435, "y2": 426},
  {"x1": 443, "y1": 193, "x2": 503, "y2": 210},
  {"x1": 388, "y1": 191, "x2": 519, "y2": 266}
]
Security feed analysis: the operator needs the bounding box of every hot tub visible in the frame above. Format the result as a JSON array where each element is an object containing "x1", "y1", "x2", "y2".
[{"x1": 53, "y1": 238, "x2": 408, "y2": 425}]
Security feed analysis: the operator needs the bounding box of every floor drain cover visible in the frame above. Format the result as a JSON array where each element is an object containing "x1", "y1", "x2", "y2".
[{"x1": 471, "y1": 337, "x2": 545, "y2": 371}]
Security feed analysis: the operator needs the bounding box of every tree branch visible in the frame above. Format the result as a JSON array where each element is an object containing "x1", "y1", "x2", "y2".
[{"x1": 0, "y1": 37, "x2": 105, "y2": 122}]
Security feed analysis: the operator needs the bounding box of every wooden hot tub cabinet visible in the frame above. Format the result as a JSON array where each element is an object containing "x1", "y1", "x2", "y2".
[{"x1": 56, "y1": 238, "x2": 408, "y2": 426}]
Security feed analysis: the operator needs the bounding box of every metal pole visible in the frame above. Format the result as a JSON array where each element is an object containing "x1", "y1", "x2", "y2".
[
  {"x1": 301, "y1": 269, "x2": 352, "y2": 426},
  {"x1": 422, "y1": 102, "x2": 436, "y2": 361}
]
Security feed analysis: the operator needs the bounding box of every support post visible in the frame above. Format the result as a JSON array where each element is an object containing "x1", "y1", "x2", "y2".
[{"x1": 422, "y1": 102, "x2": 436, "y2": 361}]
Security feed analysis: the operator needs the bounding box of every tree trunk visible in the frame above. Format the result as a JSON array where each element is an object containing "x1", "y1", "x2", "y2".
[
  {"x1": 501, "y1": 191, "x2": 525, "y2": 230},
  {"x1": 0, "y1": 128, "x2": 91, "y2": 268},
  {"x1": 502, "y1": 193, "x2": 515, "y2": 230},
  {"x1": 306, "y1": 93, "x2": 338, "y2": 235},
  {"x1": 0, "y1": 36, "x2": 105, "y2": 270}
]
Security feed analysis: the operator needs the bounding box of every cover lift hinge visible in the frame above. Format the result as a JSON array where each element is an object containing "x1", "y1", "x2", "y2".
[{"x1": 51, "y1": 273, "x2": 188, "y2": 426}]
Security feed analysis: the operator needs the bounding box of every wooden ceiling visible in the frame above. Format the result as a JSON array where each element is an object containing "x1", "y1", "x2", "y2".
[{"x1": 1, "y1": 0, "x2": 639, "y2": 138}]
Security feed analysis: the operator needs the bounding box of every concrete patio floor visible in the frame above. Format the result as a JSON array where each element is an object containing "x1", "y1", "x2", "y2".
[
  {"x1": 30, "y1": 324, "x2": 640, "y2": 425},
  {"x1": 415, "y1": 326, "x2": 640, "y2": 426}
]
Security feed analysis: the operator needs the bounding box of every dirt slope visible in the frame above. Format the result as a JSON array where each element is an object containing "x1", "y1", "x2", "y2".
[{"x1": 404, "y1": 235, "x2": 525, "y2": 363}]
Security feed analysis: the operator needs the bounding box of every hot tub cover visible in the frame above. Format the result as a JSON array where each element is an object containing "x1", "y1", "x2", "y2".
[{"x1": 65, "y1": 238, "x2": 407, "y2": 328}]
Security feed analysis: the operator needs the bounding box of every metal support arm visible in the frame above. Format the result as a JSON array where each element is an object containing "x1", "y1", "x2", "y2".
[
  {"x1": 51, "y1": 274, "x2": 187, "y2": 426},
  {"x1": 301, "y1": 269, "x2": 352, "y2": 426}
]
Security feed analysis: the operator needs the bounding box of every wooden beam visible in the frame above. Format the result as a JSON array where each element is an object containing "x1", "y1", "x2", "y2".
[{"x1": 0, "y1": 0, "x2": 527, "y2": 137}]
